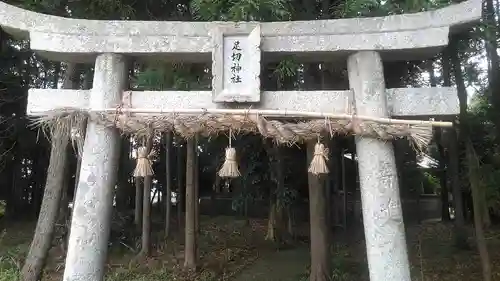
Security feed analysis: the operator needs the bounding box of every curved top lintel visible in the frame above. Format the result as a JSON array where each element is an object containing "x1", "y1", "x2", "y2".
[
  {"x1": 0, "y1": 0, "x2": 482, "y2": 61},
  {"x1": 0, "y1": 0, "x2": 481, "y2": 38}
]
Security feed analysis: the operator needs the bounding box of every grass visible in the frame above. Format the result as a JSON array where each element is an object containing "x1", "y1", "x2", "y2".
[
  {"x1": 60, "y1": 216, "x2": 269, "y2": 281},
  {"x1": 292, "y1": 223, "x2": 500, "y2": 281},
  {"x1": 0, "y1": 226, "x2": 28, "y2": 281},
  {"x1": 1, "y1": 218, "x2": 500, "y2": 281},
  {"x1": 0, "y1": 216, "x2": 269, "y2": 281},
  {"x1": 105, "y1": 268, "x2": 173, "y2": 281},
  {"x1": 0, "y1": 246, "x2": 21, "y2": 281}
]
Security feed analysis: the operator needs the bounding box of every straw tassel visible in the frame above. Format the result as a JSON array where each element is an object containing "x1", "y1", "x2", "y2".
[
  {"x1": 218, "y1": 129, "x2": 240, "y2": 178},
  {"x1": 308, "y1": 141, "x2": 329, "y2": 175},
  {"x1": 133, "y1": 146, "x2": 154, "y2": 177}
]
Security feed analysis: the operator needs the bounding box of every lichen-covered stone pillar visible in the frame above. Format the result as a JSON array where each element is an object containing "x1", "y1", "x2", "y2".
[
  {"x1": 347, "y1": 51, "x2": 411, "y2": 281},
  {"x1": 63, "y1": 53, "x2": 126, "y2": 281}
]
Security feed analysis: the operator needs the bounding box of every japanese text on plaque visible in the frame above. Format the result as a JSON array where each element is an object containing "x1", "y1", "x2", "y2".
[{"x1": 230, "y1": 40, "x2": 242, "y2": 84}]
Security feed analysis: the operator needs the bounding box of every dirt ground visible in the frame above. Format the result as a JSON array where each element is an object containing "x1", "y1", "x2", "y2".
[{"x1": 1, "y1": 217, "x2": 500, "y2": 281}]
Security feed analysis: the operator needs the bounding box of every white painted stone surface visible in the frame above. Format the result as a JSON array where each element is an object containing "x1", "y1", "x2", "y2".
[
  {"x1": 0, "y1": 0, "x2": 482, "y2": 62},
  {"x1": 26, "y1": 89, "x2": 89, "y2": 113},
  {"x1": 386, "y1": 87, "x2": 458, "y2": 116},
  {"x1": 347, "y1": 51, "x2": 411, "y2": 281},
  {"x1": 63, "y1": 54, "x2": 125, "y2": 281},
  {"x1": 27, "y1": 88, "x2": 459, "y2": 117},
  {"x1": 212, "y1": 25, "x2": 261, "y2": 102}
]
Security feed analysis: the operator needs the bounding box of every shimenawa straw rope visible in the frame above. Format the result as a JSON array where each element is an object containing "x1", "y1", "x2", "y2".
[{"x1": 30, "y1": 108, "x2": 435, "y2": 152}]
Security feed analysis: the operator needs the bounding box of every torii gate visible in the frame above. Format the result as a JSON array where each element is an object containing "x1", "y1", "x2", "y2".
[{"x1": 0, "y1": 1, "x2": 482, "y2": 281}]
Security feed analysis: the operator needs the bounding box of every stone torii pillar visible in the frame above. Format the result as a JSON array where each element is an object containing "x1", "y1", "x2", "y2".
[
  {"x1": 63, "y1": 53, "x2": 126, "y2": 281},
  {"x1": 347, "y1": 51, "x2": 410, "y2": 281}
]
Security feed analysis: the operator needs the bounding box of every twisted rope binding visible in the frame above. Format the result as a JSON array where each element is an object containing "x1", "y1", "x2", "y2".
[{"x1": 32, "y1": 109, "x2": 434, "y2": 152}]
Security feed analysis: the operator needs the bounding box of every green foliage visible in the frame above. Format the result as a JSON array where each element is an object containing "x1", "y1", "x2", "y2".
[
  {"x1": 272, "y1": 57, "x2": 300, "y2": 89},
  {"x1": 0, "y1": 231, "x2": 22, "y2": 281},
  {"x1": 294, "y1": 247, "x2": 366, "y2": 280},
  {"x1": 231, "y1": 135, "x2": 270, "y2": 212},
  {"x1": 469, "y1": 94, "x2": 500, "y2": 213},
  {"x1": 0, "y1": 201, "x2": 5, "y2": 218},
  {"x1": 69, "y1": 0, "x2": 136, "y2": 19},
  {"x1": 478, "y1": 164, "x2": 500, "y2": 215},
  {"x1": 332, "y1": 0, "x2": 380, "y2": 18},
  {"x1": 0, "y1": 265, "x2": 19, "y2": 281},
  {"x1": 134, "y1": 67, "x2": 170, "y2": 91},
  {"x1": 190, "y1": 0, "x2": 292, "y2": 21},
  {"x1": 105, "y1": 268, "x2": 173, "y2": 281},
  {"x1": 276, "y1": 186, "x2": 298, "y2": 208},
  {"x1": 422, "y1": 171, "x2": 440, "y2": 194},
  {"x1": 331, "y1": 0, "x2": 449, "y2": 18},
  {"x1": 134, "y1": 63, "x2": 210, "y2": 91},
  {"x1": 273, "y1": 58, "x2": 298, "y2": 80},
  {"x1": 0, "y1": 251, "x2": 20, "y2": 281}
]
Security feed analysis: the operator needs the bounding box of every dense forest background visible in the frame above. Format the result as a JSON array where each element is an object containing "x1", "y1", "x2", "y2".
[{"x1": 1, "y1": 0, "x2": 500, "y2": 280}]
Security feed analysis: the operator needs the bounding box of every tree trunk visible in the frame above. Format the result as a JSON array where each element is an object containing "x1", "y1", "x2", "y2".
[
  {"x1": 265, "y1": 202, "x2": 278, "y2": 241},
  {"x1": 177, "y1": 142, "x2": 185, "y2": 229},
  {"x1": 484, "y1": 0, "x2": 500, "y2": 139},
  {"x1": 435, "y1": 128, "x2": 450, "y2": 221},
  {"x1": 62, "y1": 63, "x2": 80, "y2": 89},
  {"x1": 57, "y1": 147, "x2": 72, "y2": 223},
  {"x1": 307, "y1": 142, "x2": 330, "y2": 281},
  {"x1": 496, "y1": 0, "x2": 500, "y2": 29},
  {"x1": 482, "y1": 193, "x2": 491, "y2": 228},
  {"x1": 59, "y1": 62, "x2": 81, "y2": 240},
  {"x1": 244, "y1": 194, "x2": 250, "y2": 226},
  {"x1": 21, "y1": 127, "x2": 69, "y2": 281},
  {"x1": 134, "y1": 177, "x2": 143, "y2": 228},
  {"x1": 82, "y1": 67, "x2": 93, "y2": 89},
  {"x1": 116, "y1": 136, "x2": 131, "y2": 212},
  {"x1": 276, "y1": 146, "x2": 286, "y2": 241},
  {"x1": 20, "y1": 61, "x2": 80, "y2": 281},
  {"x1": 325, "y1": 155, "x2": 332, "y2": 238},
  {"x1": 447, "y1": 128, "x2": 466, "y2": 225},
  {"x1": 134, "y1": 139, "x2": 142, "y2": 229},
  {"x1": 265, "y1": 145, "x2": 285, "y2": 242},
  {"x1": 150, "y1": 189, "x2": 158, "y2": 205},
  {"x1": 450, "y1": 36, "x2": 490, "y2": 226},
  {"x1": 451, "y1": 36, "x2": 492, "y2": 281},
  {"x1": 442, "y1": 46, "x2": 467, "y2": 245},
  {"x1": 466, "y1": 140, "x2": 492, "y2": 281},
  {"x1": 428, "y1": 59, "x2": 450, "y2": 221},
  {"x1": 140, "y1": 176, "x2": 152, "y2": 256},
  {"x1": 165, "y1": 132, "x2": 173, "y2": 238},
  {"x1": 66, "y1": 118, "x2": 87, "y2": 249},
  {"x1": 194, "y1": 135, "x2": 200, "y2": 234},
  {"x1": 286, "y1": 205, "x2": 295, "y2": 239},
  {"x1": 265, "y1": 151, "x2": 277, "y2": 242},
  {"x1": 56, "y1": 145, "x2": 74, "y2": 252},
  {"x1": 140, "y1": 135, "x2": 154, "y2": 256},
  {"x1": 331, "y1": 138, "x2": 342, "y2": 228},
  {"x1": 30, "y1": 137, "x2": 49, "y2": 217},
  {"x1": 184, "y1": 138, "x2": 197, "y2": 269}
]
